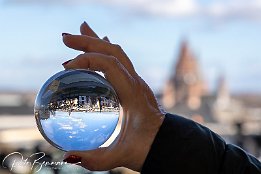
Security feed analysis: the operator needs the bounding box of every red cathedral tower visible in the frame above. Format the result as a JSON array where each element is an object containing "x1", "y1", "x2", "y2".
[{"x1": 162, "y1": 40, "x2": 207, "y2": 109}]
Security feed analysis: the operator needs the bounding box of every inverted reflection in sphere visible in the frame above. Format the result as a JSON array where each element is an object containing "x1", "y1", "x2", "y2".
[{"x1": 34, "y1": 70, "x2": 120, "y2": 151}]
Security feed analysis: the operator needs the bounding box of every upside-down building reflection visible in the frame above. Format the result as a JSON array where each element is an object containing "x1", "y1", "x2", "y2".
[{"x1": 48, "y1": 96, "x2": 119, "y2": 113}]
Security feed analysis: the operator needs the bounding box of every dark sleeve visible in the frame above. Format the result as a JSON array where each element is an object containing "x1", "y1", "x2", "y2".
[{"x1": 141, "y1": 113, "x2": 261, "y2": 174}]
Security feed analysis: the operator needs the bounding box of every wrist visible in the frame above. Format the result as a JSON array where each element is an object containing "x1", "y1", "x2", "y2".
[{"x1": 125, "y1": 111, "x2": 165, "y2": 171}]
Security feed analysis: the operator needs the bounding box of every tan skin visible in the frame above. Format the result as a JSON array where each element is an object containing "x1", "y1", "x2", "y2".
[{"x1": 62, "y1": 22, "x2": 165, "y2": 172}]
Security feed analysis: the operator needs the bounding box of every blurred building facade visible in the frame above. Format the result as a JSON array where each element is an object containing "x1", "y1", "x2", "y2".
[{"x1": 160, "y1": 40, "x2": 261, "y2": 158}]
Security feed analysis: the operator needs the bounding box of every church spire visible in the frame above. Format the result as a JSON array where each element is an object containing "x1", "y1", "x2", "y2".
[
  {"x1": 216, "y1": 75, "x2": 230, "y2": 107},
  {"x1": 162, "y1": 39, "x2": 207, "y2": 109}
]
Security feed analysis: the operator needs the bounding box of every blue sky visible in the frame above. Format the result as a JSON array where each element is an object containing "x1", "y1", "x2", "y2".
[{"x1": 0, "y1": 0, "x2": 261, "y2": 94}]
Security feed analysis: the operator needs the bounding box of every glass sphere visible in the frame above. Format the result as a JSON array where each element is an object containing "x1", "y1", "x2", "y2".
[{"x1": 34, "y1": 69, "x2": 120, "y2": 151}]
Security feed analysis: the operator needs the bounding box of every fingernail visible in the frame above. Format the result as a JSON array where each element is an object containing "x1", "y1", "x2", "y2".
[
  {"x1": 62, "y1": 59, "x2": 73, "y2": 66},
  {"x1": 63, "y1": 155, "x2": 81, "y2": 163},
  {"x1": 62, "y1": 33, "x2": 71, "y2": 36}
]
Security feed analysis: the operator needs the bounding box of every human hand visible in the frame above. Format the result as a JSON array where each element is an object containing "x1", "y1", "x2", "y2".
[{"x1": 62, "y1": 22, "x2": 165, "y2": 172}]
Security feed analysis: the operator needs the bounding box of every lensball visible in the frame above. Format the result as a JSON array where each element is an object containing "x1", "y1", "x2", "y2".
[{"x1": 34, "y1": 69, "x2": 120, "y2": 151}]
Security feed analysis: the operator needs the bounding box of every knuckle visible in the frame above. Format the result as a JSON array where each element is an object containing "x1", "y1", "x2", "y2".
[
  {"x1": 108, "y1": 56, "x2": 120, "y2": 66},
  {"x1": 75, "y1": 53, "x2": 90, "y2": 66},
  {"x1": 112, "y1": 44, "x2": 123, "y2": 52}
]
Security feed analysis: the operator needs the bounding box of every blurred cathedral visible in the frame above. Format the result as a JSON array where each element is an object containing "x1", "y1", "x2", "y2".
[
  {"x1": 161, "y1": 40, "x2": 209, "y2": 122},
  {"x1": 159, "y1": 41, "x2": 261, "y2": 157},
  {"x1": 161, "y1": 40, "x2": 252, "y2": 124}
]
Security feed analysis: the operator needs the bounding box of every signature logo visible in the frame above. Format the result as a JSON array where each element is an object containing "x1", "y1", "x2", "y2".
[{"x1": 2, "y1": 152, "x2": 81, "y2": 173}]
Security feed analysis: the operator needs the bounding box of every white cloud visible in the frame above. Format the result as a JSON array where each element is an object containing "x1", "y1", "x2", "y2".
[
  {"x1": 3, "y1": 0, "x2": 261, "y2": 20},
  {"x1": 107, "y1": 0, "x2": 261, "y2": 20},
  {"x1": 205, "y1": 0, "x2": 261, "y2": 20},
  {"x1": 98, "y1": 0, "x2": 261, "y2": 20},
  {"x1": 147, "y1": 0, "x2": 199, "y2": 17},
  {"x1": 97, "y1": 0, "x2": 199, "y2": 17}
]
